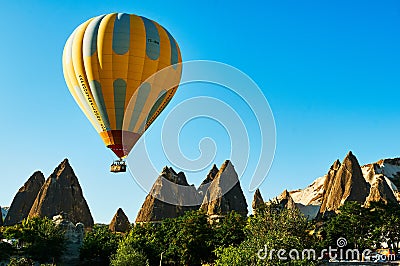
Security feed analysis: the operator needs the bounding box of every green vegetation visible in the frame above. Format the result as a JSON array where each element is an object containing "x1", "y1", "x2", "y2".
[
  {"x1": 79, "y1": 224, "x2": 122, "y2": 265},
  {"x1": 215, "y1": 204, "x2": 318, "y2": 266},
  {"x1": 322, "y1": 201, "x2": 400, "y2": 250},
  {"x1": 1, "y1": 202, "x2": 400, "y2": 265},
  {"x1": 1, "y1": 217, "x2": 65, "y2": 263}
]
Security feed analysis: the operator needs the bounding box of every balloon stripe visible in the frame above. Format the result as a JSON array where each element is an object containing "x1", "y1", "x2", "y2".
[
  {"x1": 143, "y1": 25, "x2": 181, "y2": 128},
  {"x1": 89, "y1": 80, "x2": 111, "y2": 130},
  {"x1": 146, "y1": 90, "x2": 167, "y2": 126},
  {"x1": 97, "y1": 14, "x2": 117, "y2": 129},
  {"x1": 123, "y1": 16, "x2": 145, "y2": 129},
  {"x1": 83, "y1": 15, "x2": 104, "y2": 57},
  {"x1": 134, "y1": 21, "x2": 165, "y2": 132},
  {"x1": 110, "y1": 14, "x2": 130, "y2": 132},
  {"x1": 128, "y1": 82, "x2": 151, "y2": 131},
  {"x1": 71, "y1": 19, "x2": 107, "y2": 131},
  {"x1": 83, "y1": 16, "x2": 112, "y2": 131},
  {"x1": 63, "y1": 30, "x2": 102, "y2": 132},
  {"x1": 165, "y1": 29, "x2": 178, "y2": 69},
  {"x1": 112, "y1": 13, "x2": 130, "y2": 55},
  {"x1": 113, "y1": 79, "x2": 127, "y2": 130},
  {"x1": 141, "y1": 17, "x2": 160, "y2": 60}
]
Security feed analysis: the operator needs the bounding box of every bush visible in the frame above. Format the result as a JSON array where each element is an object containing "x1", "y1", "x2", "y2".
[
  {"x1": 3, "y1": 217, "x2": 65, "y2": 263},
  {"x1": 215, "y1": 203, "x2": 318, "y2": 265},
  {"x1": 79, "y1": 224, "x2": 121, "y2": 266},
  {"x1": 110, "y1": 239, "x2": 149, "y2": 266}
]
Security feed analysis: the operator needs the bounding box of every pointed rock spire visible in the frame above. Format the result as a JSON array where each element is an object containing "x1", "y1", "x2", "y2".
[
  {"x1": 331, "y1": 159, "x2": 341, "y2": 171},
  {"x1": 200, "y1": 160, "x2": 248, "y2": 217},
  {"x1": 198, "y1": 164, "x2": 219, "y2": 201},
  {"x1": 4, "y1": 171, "x2": 45, "y2": 226},
  {"x1": 28, "y1": 159, "x2": 94, "y2": 227},
  {"x1": 319, "y1": 151, "x2": 369, "y2": 216},
  {"x1": 135, "y1": 166, "x2": 199, "y2": 223},
  {"x1": 252, "y1": 189, "x2": 264, "y2": 213},
  {"x1": 109, "y1": 208, "x2": 130, "y2": 233},
  {"x1": 277, "y1": 189, "x2": 297, "y2": 210}
]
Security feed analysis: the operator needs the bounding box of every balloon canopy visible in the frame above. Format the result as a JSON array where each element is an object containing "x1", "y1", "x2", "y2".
[{"x1": 62, "y1": 13, "x2": 182, "y2": 159}]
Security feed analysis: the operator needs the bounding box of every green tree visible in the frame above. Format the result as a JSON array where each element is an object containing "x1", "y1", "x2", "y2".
[
  {"x1": 0, "y1": 240, "x2": 14, "y2": 260},
  {"x1": 110, "y1": 239, "x2": 149, "y2": 266},
  {"x1": 368, "y1": 201, "x2": 400, "y2": 249},
  {"x1": 163, "y1": 210, "x2": 213, "y2": 265},
  {"x1": 3, "y1": 217, "x2": 65, "y2": 263},
  {"x1": 79, "y1": 224, "x2": 121, "y2": 266},
  {"x1": 211, "y1": 211, "x2": 246, "y2": 248},
  {"x1": 123, "y1": 223, "x2": 162, "y2": 266},
  {"x1": 215, "y1": 203, "x2": 318, "y2": 266},
  {"x1": 323, "y1": 201, "x2": 377, "y2": 250},
  {"x1": 8, "y1": 257, "x2": 34, "y2": 266}
]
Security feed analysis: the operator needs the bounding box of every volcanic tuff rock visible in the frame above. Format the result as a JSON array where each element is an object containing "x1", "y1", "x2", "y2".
[
  {"x1": 288, "y1": 152, "x2": 400, "y2": 219},
  {"x1": 276, "y1": 190, "x2": 298, "y2": 210},
  {"x1": 28, "y1": 159, "x2": 94, "y2": 227},
  {"x1": 200, "y1": 160, "x2": 248, "y2": 217},
  {"x1": 319, "y1": 151, "x2": 370, "y2": 215},
  {"x1": 198, "y1": 164, "x2": 219, "y2": 201},
  {"x1": 365, "y1": 175, "x2": 397, "y2": 206},
  {"x1": 109, "y1": 208, "x2": 131, "y2": 233},
  {"x1": 53, "y1": 213, "x2": 84, "y2": 265},
  {"x1": 135, "y1": 167, "x2": 199, "y2": 223},
  {"x1": 362, "y1": 159, "x2": 400, "y2": 202},
  {"x1": 4, "y1": 171, "x2": 45, "y2": 226},
  {"x1": 252, "y1": 188, "x2": 264, "y2": 213}
]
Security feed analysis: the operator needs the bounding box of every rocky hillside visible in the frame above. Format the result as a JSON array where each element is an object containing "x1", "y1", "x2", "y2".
[
  {"x1": 135, "y1": 166, "x2": 199, "y2": 223},
  {"x1": 200, "y1": 160, "x2": 248, "y2": 217},
  {"x1": 281, "y1": 151, "x2": 400, "y2": 219},
  {"x1": 318, "y1": 151, "x2": 370, "y2": 216},
  {"x1": 4, "y1": 159, "x2": 93, "y2": 227},
  {"x1": 4, "y1": 171, "x2": 45, "y2": 226},
  {"x1": 29, "y1": 159, "x2": 94, "y2": 227},
  {"x1": 136, "y1": 160, "x2": 248, "y2": 222}
]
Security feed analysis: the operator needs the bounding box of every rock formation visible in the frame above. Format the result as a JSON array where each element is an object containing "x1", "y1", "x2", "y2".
[
  {"x1": 53, "y1": 213, "x2": 84, "y2": 266},
  {"x1": 365, "y1": 175, "x2": 397, "y2": 206},
  {"x1": 135, "y1": 166, "x2": 199, "y2": 223},
  {"x1": 252, "y1": 188, "x2": 264, "y2": 213},
  {"x1": 198, "y1": 164, "x2": 219, "y2": 201},
  {"x1": 362, "y1": 159, "x2": 400, "y2": 202},
  {"x1": 109, "y1": 208, "x2": 131, "y2": 233},
  {"x1": 318, "y1": 151, "x2": 370, "y2": 216},
  {"x1": 276, "y1": 190, "x2": 297, "y2": 210},
  {"x1": 200, "y1": 160, "x2": 248, "y2": 217},
  {"x1": 0, "y1": 206, "x2": 3, "y2": 226},
  {"x1": 29, "y1": 159, "x2": 94, "y2": 227},
  {"x1": 4, "y1": 171, "x2": 45, "y2": 226}
]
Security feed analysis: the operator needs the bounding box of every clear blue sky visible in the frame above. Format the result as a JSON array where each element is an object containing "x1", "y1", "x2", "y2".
[{"x1": 0, "y1": 0, "x2": 399, "y2": 223}]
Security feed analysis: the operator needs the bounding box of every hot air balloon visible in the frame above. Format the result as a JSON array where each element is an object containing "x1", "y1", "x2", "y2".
[{"x1": 62, "y1": 13, "x2": 182, "y2": 172}]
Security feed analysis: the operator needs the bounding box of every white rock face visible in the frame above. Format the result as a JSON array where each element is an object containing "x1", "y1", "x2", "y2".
[
  {"x1": 286, "y1": 156, "x2": 400, "y2": 219},
  {"x1": 290, "y1": 176, "x2": 326, "y2": 206},
  {"x1": 361, "y1": 159, "x2": 400, "y2": 201}
]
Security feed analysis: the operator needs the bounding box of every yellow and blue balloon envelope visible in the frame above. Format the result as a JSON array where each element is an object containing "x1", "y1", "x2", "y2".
[{"x1": 62, "y1": 13, "x2": 182, "y2": 159}]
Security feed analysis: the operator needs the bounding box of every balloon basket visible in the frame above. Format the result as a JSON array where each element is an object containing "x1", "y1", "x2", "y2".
[{"x1": 110, "y1": 160, "x2": 127, "y2": 173}]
